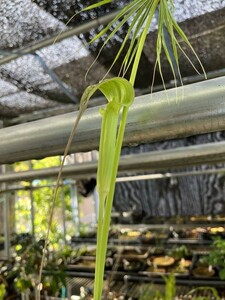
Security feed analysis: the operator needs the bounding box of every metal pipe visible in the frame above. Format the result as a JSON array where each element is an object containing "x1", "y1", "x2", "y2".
[
  {"x1": 1, "y1": 166, "x2": 225, "y2": 193},
  {"x1": 2, "y1": 140, "x2": 225, "y2": 183},
  {"x1": 29, "y1": 185, "x2": 35, "y2": 237},
  {"x1": 1, "y1": 76, "x2": 225, "y2": 164},
  {"x1": 1, "y1": 166, "x2": 10, "y2": 258},
  {"x1": 5, "y1": 68, "x2": 225, "y2": 127},
  {"x1": 116, "y1": 167, "x2": 225, "y2": 182},
  {"x1": 60, "y1": 183, "x2": 67, "y2": 243},
  {"x1": 3, "y1": 191, "x2": 10, "y2": 258},
  {"x1": 6, "y1": 96, "x2": 106, "y2": 126},
  {"x1": 0, "y1": 11, "x2": 119, "y2": 66},
  {"x1": 71, "y1": 183, "x2": 80, "y2": 236},
  {"x1": 27, "y1": 162, "x2": 35, "y2": 237}
]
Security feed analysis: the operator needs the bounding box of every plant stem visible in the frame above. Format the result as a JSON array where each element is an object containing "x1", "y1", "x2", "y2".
[
  {"x1": 130, "y1": 0, "x2": 159, "y2": 85},
  {"x1": 93, "y1": 192, "x2": 105, "y2": 300},
  {"x1": 94, "y1": 107, "x2": 129, "y2": 300}
]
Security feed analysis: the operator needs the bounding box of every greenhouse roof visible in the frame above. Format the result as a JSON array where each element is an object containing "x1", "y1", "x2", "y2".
[{"x1": 0, "y1": 0, "x2": 225, "y2": 122}]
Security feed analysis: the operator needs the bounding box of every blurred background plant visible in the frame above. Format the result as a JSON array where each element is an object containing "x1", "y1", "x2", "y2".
[
  {"x1": 0, "y1": 283, "x2": 6, "y2": 300},
  {"x1": 0, "y1": 233, "x2": 83, "y2": 299},
  {"x1": 203, "y1": 237, "x2": 225, "y2": 280}
]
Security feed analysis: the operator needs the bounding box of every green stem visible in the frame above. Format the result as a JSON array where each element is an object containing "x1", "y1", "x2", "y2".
[
  {"x1": 94, "y1": 125, "x2": 109, "y2": 299},
  {"x1": 130, "y1": 0, "x2": 159, "y2": 85},
  {"x1": 95, "y1": 107, "x2": 129, "y2": 300},
  {"x1": 94, "y1": 104, "x2": 120, "y2": 300},
  {"x1": 93, "y1": 192, "x2": 105, "y2": 300}
]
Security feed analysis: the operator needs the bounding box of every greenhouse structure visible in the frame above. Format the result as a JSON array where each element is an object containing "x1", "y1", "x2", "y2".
[{"x1": 0, "y1": 0, "x2": 225, "y2": 299}]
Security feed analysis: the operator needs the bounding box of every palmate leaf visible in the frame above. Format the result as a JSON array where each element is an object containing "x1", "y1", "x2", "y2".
[
  {"x1": 85, "y1": 0, "x2": 145, "y2": 80},
  {"x1": 129, "y1": 0, "x2": 159, "y2": 84},
  {"x1": 100, "y1": 0, "x2": 149, "y2": 79},
  {"x1": 89, "y1": 0, "x2": 143, "y2": 44},
  {"x1": 87, "y1": 0, "x2": 164, "y2": 85},
  {"x1": 85, "y1": 0, "x2": 161, "y2": 84},
  {"x1": 84, "y1": 0, "x2": 206, "y2": 87},
  {"x1": 154, "y1": 0, "x2": 207, "y2": 88},
  {"x1": 120, "y1": 0, "x2": 158, "y2": 77}
]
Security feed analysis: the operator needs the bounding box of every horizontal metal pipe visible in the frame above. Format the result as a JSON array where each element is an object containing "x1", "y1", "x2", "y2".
[
  {"x1": 0, "y1": 11, "x2": 119, "y2": 66},
  {"x1": 2, "y1": 166, "x2": 225, "y2": 190},
  {"x1": 6, "y1": 96, "x2": 106, "y2": 126},
  {"x1": 116, "y1": 167, "x2": 225, "y2": 182},
  {"x1": 1, "y1": 76, "x2": 225, "y2": 164},
  {"x1": 6, "y1": 68, "x2": 225, "y2": 127},
  {"x1": 2, "y1": 140, "x2": 225, "y2": 183}
]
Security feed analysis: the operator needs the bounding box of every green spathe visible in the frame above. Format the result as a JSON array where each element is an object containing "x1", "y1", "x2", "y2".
[{"x1": 81, "y1": 77, "x2": 134, "y2": 300}]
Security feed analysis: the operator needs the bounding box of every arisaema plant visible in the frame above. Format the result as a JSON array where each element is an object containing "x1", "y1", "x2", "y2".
[
  {"x1": 83, "y1": 1, "x2": 206, "y2": 299},
  {"x1": 38, "y1": 1, "x2": 206, "y2": 299}
]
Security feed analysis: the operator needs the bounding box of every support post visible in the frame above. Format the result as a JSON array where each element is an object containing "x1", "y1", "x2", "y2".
[{"x1": 1, "y1": 165, "x2": 10, "y2": 258}]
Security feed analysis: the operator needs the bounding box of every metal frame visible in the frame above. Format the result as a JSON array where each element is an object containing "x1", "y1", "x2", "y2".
[
  {"x1": 4, "y1": 67, "x2": 225, "y2": 126},
  {"x1": 1, "y1": 166, "x2": 10, "y2": 258},
  {"x1": 0, "y1": 10, "x2": 119, "y2": 66},
  {"x1": 2, "y1": 167, "x2": 225, "y2": 194},
  {"x1": 1, "y1": 76, "x2": 225, "y2": 164},
  {"x1": 1, "y1": 139, "x2": 225, "y2": 183}
]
